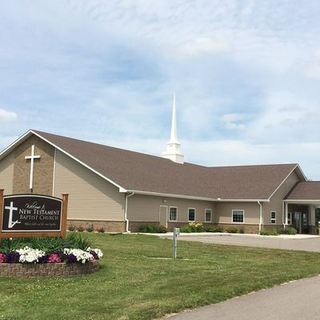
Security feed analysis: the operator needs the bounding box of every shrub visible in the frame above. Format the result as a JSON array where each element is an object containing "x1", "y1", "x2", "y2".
[
  {"x1": 226, "y1": 227, "x2": 238, "y2": 233},
  {"x1": 77, "y1": 225, "x2": 84, "y2": 232},
  {"x1": 138, "y1": 225, "x2": 167, "y2": 233},
  {"x1": 86, "y1": 224, "x2": 94, "y2": 232},
  {"x1": 239, "y1": 228, "x2": 245, "y2": 234},
  {"x1": 260, "y1": 229, "x2": 278, "y2": 236},
  {"x1": 280, "y1": 227, "x2": 297, "y2": 235},
  {"x1": 68, "y1": 224, "x2": 76, "y2": 231},
  {"x1": 97, "y1": 226, "x2": 105, "y2": 233},
  {"x1": 180, "y1": 222, "x2": 204, "y2": 233},
  {"x1": 204, "y1": 225, "x2": 224, "y2": 233}
]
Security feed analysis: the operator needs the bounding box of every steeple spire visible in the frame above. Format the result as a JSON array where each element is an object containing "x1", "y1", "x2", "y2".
[
  {"x1": 162, "y1": 93, "x2": 184, "y2": 164},
  {"x1": 169, "y1": 93, "x2": 179, "y2": 144}
]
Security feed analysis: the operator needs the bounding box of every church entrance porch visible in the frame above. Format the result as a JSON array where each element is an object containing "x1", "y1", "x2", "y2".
[{"x1": 284, "y1": 201, "x2": 320, "y2": 234}]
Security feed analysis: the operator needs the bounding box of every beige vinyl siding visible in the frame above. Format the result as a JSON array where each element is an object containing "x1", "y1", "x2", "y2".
[
  {"x1": 128, "y1": 194, "x2": 215, "y2": 222},
  {"x1": 216, "y1": 202, "x2": 260, "y2": 224},
  {"x1": 0, "y1": 153, "x2": 14, "y2": 194},
  {"x1": 54, "y1": 150, "x2": 125, "y2": 221},
  {"x1": 263, "y1": 170, "x2": 300, "y2": 226}
]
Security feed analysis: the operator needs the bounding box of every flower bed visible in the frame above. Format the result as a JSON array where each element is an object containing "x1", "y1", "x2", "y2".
[{"x1": 0, "y1": 233, "x2": 103, "y2": 278}]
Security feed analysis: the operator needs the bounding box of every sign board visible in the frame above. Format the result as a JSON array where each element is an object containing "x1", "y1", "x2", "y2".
[{"x1": 0, "y1": 190, "x2": 68, "y2": 238}]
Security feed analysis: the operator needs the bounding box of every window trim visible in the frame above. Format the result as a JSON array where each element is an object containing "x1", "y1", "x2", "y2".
[
  {"x1": 188, "y1": 208, "x2": 196, "y2": 222},
  {"x1": 169, "y1": 206, "x2": 178, "y2": 222},
  {"x1": 204, "y1": 208, "x2": 212, "y2": 223},
  {"x1": 270, "y1": 211, "x2": 276, "y2": 224},
  {"x1": 231, "y1": 209, "x2": 245, "y2": 224}
]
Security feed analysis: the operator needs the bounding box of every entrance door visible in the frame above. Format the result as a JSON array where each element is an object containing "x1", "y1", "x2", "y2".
[
  {"x1": 293, "y1": 212, "x2": 302, "y2": 233},
  {"x1": 292, "y1": 212, "x2": 309, "y2": 234},
  {"x1": 159, "y1": 205, "x2": 168, "y2": 228}
]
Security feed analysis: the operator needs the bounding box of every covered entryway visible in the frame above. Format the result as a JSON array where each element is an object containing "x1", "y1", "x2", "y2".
[{"x1": 284, "y1": 181, "x2": 320, "y2": 234}]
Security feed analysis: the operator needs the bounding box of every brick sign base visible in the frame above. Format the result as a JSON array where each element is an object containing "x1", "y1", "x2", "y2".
[{"x1": 0, "y1": 260, "x2": 99, "y2": 278}]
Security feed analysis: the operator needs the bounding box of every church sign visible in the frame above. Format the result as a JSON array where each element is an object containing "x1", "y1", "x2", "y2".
[{"x1": 0, "y1": 190, "x2": 68, "y2": 238}]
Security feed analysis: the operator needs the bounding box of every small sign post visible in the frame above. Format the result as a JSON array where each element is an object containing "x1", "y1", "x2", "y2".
[
  {"x1": 0, "y1": 189, "x2": 68, "y2": 239},
  {"x1": 173, "y1": 227, "x2": 180, "y2": 259}
]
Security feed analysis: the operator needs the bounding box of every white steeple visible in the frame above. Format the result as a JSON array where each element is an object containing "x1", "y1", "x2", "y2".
[{"x1": 162, "y1": 93, "x2": 184, "y2": 164}]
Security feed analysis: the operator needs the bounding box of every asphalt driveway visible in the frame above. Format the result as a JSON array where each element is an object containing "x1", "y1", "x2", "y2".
[
  {"x1": 157, "y1": 233, "x2": 320, "y2": 252},
  {"x1": 164, "y1": 275, "x2": 320, "y2": 320}
]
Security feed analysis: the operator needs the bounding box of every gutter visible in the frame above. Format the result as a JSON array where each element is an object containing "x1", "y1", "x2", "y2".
[
  {"x1": 124, "y1": 192, "x2": 135, "y2": 233},
  {"x1": 257, "y1": 201, "x2": 263, "y2": 234}
]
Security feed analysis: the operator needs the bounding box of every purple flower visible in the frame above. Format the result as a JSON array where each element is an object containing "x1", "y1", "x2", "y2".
[
  {"x1": 6, "y1": 252, "x2": 20, "y2": 263},
  {"x1": 66, "y1": 254, "x2": 77, "y2": 264}
]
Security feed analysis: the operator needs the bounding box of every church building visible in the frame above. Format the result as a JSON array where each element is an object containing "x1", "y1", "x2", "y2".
[{"x1": 1, "y1": 99, "x2": 320, "y2": 234}]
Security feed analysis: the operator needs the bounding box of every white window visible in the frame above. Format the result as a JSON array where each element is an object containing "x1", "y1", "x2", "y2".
[
  {"x1": 232, "y1": 210, "x2": 244, "y2": 223},
  {"x1": 270, "y1": 211, "x2": 276, "y2": 224},
  {"x1": 204, "y1": 208, "x2": 212, "y2": 222},
  {"x1": 188, "y1": 208, "x2": 196, "y2": 221},
  {"x1": 169, "y1": 207, "x2": 177, "y2": 221}
]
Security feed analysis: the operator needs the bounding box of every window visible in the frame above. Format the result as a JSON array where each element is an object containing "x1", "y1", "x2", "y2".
[
  {"x1": 205, "y1": 208, "x2": 212, "y2": 222},
  {"x1": 270, "y1": 211, "x2": 276, "y2": 224},
  {"x1": 169, "y1": 207, "x2": 177, "y2": 221},
  {"x1": 188, "y1": 208, "x2": 196, "y2": 221},
  {"x1": 232, "y1": 210, "x2": 244, "y2": 223}
]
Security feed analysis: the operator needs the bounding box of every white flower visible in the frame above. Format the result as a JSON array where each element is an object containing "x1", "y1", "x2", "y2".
[
  {"x1": 64, "y1": 248, "x2": 94, "y2": 264},
  {"x1": 16, "y1": 246, "x2": 45, "y2": 264},
  {"x1": 86, "y1": 247, "x2": 103, "y2": 259}
]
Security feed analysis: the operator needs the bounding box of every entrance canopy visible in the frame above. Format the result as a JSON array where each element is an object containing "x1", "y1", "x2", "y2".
[{"x1": 284, "y1": 182, "x2": 320, "y2": 233}]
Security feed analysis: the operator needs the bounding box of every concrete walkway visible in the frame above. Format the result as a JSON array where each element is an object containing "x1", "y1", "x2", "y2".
[
  {"x1": 164, "y1": 275, "x2": 320, "y2": 320},
  {"x1": 156, "y1": 233, "x2": 320, "y2": 252}
]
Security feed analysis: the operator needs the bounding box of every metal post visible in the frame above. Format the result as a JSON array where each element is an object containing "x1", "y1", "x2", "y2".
[{"x1": 173, "y1": 227, "x2": 180, "y2": 259}]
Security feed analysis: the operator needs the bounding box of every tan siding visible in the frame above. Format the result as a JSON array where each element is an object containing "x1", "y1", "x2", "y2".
[
  {"x1": 0, "y1": 153, "x2": 14, "y2": 194},
  {"x1": 263, "y1": 170, "x2": 300, "y2": 226},
  {"x1": 128, "y1": 194, "x2": 215, "y2": 223},
  {"x1": 216, "y1": 202, "x2": 260, "y2": 224},
  {"x1": 54, "y1": 151, "x2": 125, "y2": 221}
]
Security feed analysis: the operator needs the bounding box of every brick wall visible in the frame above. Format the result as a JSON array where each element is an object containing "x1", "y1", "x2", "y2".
[{"x1": 0, "y1": 260, "x2": 99, "y2": 278}]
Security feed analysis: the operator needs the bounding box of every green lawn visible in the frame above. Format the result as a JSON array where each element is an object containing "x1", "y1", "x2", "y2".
[{"x1": 1, "y1": 234, "x2": 320, "y2": 320}]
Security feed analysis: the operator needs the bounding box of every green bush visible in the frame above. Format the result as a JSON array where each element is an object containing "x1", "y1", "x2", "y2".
[
  {"x1": 68, "y1": 224, "x2": 76, "y2": 231},
  {"x1": 203, "y1": 225, "x2": 224, "y2": 233},
  {"x1": 226, "y1": 227, "x2": 238, "y2": 233},
  {"x1": 260, "y1": 229, "x2": 278, "y2": 236},
  {"x1": 180, "y1": 222, "x2": 204, "y2": 233},
  {"x1": 239, "y1": 228, "x2": 245, "y2": 234},
  {"x1": 280, "y1": 227, "x2": 297, "y2": 235},
  {"x1": 86, "y1": 224, "x2": 94, "y2": 232},
  {"x1": 138, "y1": 225, "x2": 167, "y2": 233},
  {"x1": 0, "y1": 232, "x2": 92, "y2": 253}
]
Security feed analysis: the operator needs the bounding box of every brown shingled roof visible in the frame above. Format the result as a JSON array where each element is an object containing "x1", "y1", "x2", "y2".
[
  {"x1": 28, "y1": 130, "x2": 301, "y2": 200},
  {"x1": 286, "y1": 182, "x2": 320, "y2": 200}
]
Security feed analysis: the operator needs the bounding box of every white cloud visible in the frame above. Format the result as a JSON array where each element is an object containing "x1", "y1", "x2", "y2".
[{"x1": 0, "y1": 109, "x2": 17, "y2": 122}]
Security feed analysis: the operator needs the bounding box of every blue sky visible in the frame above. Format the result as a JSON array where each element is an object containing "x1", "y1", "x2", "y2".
[{"x1": 0, "y1": 1, "x2": 320, "y2": 179}]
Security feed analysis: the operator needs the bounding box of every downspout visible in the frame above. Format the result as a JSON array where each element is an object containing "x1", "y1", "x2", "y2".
[
  {"x1": 125, "y1": 192, "x2": 135, "y2": 233},
  {"x1": 257, "y1": 201, "x2": 263, "y2": 234}
]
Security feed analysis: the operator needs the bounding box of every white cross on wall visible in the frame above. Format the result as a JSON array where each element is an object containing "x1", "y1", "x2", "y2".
[{"x1": 25, "y1": 145, "x2": 41, "y2": 190}]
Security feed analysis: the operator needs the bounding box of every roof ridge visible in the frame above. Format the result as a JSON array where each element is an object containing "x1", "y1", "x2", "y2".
[{"x1": 32, "y1": 129, "x2": 207, "y2": 169}]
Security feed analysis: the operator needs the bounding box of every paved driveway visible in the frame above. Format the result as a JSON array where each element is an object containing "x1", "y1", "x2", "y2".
[
  {"x1": 164, "y1": 275, "x2": 320, "y2": 320},
  {"x1": 158, "y1": 233, "x2": 320, "y2": 252}
]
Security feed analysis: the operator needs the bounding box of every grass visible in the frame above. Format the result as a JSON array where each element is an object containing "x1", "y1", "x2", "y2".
[{"x1": 1, "y1": 234, "x2": 320, "y2": 320}]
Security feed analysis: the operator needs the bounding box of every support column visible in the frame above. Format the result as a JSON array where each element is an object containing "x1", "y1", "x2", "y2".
[{"x1": 284, "y1": 202, "x2": 289, "y2": 228}]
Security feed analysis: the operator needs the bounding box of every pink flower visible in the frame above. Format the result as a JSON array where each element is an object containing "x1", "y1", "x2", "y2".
[
  {"x1": 0, "y1": 253, "x2": 6, "y2": 263},
  {"x1": 47, "y1": 253, "x2": 61, "y2": 263}
]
